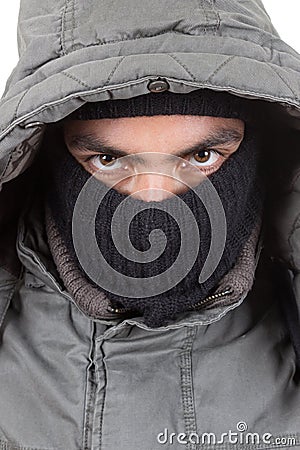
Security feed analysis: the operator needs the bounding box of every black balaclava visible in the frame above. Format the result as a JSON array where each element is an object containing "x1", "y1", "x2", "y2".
[{"x1": 44, "y1": 88, "x2": 265, "y2": 328}]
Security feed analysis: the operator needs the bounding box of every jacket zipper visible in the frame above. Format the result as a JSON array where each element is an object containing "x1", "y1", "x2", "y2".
[
  {"x1": 106, "y1": 287, "x2": 234, "y2": 315},
  {"x1": 187, "y1": 287, "x2": 234, "y2": 310},
  {"x1": 106, "y1": 304, "x2": 135, "y2": 315}
]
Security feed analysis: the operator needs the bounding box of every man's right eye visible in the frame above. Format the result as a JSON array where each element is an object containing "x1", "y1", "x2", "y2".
[{"x1": 85, "y1": 153, "x2": 122, "y2": 171}]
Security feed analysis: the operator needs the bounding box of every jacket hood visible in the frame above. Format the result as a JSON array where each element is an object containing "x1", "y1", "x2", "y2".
[{"x1": 0, "y1": 0, "x2": 300, "y2": 287}]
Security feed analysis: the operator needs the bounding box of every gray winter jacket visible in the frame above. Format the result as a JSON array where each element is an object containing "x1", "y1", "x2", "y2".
[{"x1": 0, "y1": 1, "x2": 300, "y2": 449}]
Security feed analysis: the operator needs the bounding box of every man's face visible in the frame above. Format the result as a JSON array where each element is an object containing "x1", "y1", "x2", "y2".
[{"x1": 63, "y1": 115, "x2": 244, "y2": 201}]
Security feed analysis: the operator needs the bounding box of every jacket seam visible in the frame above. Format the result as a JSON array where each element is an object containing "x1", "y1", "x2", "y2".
[
  {"x1": 52, "y1": 26, "x2": 296, "y2": 61},
  {"x1": 98, "y1": 344, "x2": 107, "y2": 449},
  {"x1": 270, "y1": 65, "x2": 299, "y2": 101},
  {"x1": 211, "y1": 0, "x2": 221, "y2": 33},
  {"x1": 197, "y1": 0, "x2": 220, "y2": 35},
  {"x1": 83, "y1": 322, "x2": 97, "y2": 450},
  {"x1": 104, "y1": 56, "x2": 126, "y2": 87},
  {"x1": 83, "y1": 366, "x2": 97, "y2": 450},
  {"x1": 168, "y1": 54, "x2": 197, "y2": 81},
  {"x1": 13, "y1": 90, "x2": 29, "y2": 122},
  {"x1": 58, "y1": 0, "x2": 64, "y2": 57},
  {"x1": 179, "y1": 326, "x2": 198, "y2": 450},
  {"x1": 206, "y1": 55, "x2": 236, "y2": 83},
  {"x1": 61, "y1": 71, "x2": 91, "y2": 89},
  {"x1": 1, "y1": 74, "x2": 299, "y2": 144},
  {"x1": 61, "y1": 0, "x2": 74, "y2": 56},
  {"x1": 1, "y1": 45, "x2": 299, "y2": 129},
  {"x1": 200, "y1": 0, "x2": 208, "y2": 34},
  {"x1": 0, "y1": 16, "x2": 296, "y2": 95},
  {"x1": 1, "y1": 38, "x2": 296, "y2": 116},
  {"x1": 61, "y1": 55, "x2": 126, "y2": 92},
  {"x1": 71, "y1": 0, "x2": 76, "y2": 51},
  {"x1": 1, "y1": 45, "x2": 299, "y2": 121}
]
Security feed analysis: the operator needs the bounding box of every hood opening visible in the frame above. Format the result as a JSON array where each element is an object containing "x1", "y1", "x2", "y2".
[{"x1": 1, "y1": 93, "x2": 300, "y2": 277}]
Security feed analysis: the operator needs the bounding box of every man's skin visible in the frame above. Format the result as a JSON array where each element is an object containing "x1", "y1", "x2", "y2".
[{"x1": 63, "y1": 116, "x2": 245, "y2": 201}]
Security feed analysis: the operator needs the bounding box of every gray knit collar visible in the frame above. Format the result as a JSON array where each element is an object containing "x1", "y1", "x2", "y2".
[{"x1": 44, "y1": 203, "x2": 263, "y2": 323}]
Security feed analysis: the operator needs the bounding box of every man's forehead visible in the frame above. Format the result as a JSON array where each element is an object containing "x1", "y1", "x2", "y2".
[
  {"x1": 64, "y1": 116, "x2": 244, "y2": 155},
  {"x1": 66, "y1": 127, "x2": 244, "y2": 161},
  {"x1": 64, "y1": 114, "x2": 243, "y2": 131}
]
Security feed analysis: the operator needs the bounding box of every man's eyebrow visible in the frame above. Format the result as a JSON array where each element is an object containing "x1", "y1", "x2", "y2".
[{"x1": 69, "y1": 127, "x2": 244, "y2": 160}]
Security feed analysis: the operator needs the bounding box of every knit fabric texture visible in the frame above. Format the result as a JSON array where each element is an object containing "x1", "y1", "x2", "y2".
[
  {"x1": 69, "y1": 88, "x2": 261, "y2": 124},
  {"x1": 43, "y1": 122, "x2": 265, "y2": 328},
  {"x1": 44, "y1": 202, "x2": 263, "y2": 322}
]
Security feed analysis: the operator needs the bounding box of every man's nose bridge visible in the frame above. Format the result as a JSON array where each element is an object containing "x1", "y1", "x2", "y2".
[
  {"x1": 139, "y1": 172, "x2": 170, "y2": 190},
  {"x1": 132, "y1": 172, "x2": 176, "y2": 201}
]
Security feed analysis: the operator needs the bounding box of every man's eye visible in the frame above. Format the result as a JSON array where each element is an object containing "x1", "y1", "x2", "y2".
[
  {"x1": 89, "y1": 154, "x2": 122, "y2": 170},
  {"x1": 189, "y1": 149, "x2": 220, "y2": 167}
]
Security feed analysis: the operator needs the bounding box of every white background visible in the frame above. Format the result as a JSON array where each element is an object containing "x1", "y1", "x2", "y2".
[{"x1": 0, "y1": 1, "x2": 299, "y2": 97}]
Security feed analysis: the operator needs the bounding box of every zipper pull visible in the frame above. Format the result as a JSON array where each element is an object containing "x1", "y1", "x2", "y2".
[{"x1": 106, "y1": 304, "x2": 135, "y2": 315}]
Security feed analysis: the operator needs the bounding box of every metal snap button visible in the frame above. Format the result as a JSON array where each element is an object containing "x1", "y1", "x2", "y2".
[
  {"x1": 21, "y1": 121, "x2": 45, "y2": 129},
  {"x1": 147, "y1": 78, "x2": 170, "y2": 93}
]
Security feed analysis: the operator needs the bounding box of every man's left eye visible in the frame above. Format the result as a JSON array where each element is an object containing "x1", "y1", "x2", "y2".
[{"x1": 189, "y1": 149, "x2": 219, "y2": 167}]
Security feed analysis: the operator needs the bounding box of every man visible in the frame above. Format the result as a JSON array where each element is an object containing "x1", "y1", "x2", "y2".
[{"x1": 0, "y1": 1, "x2": 299, "y2": 449}]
